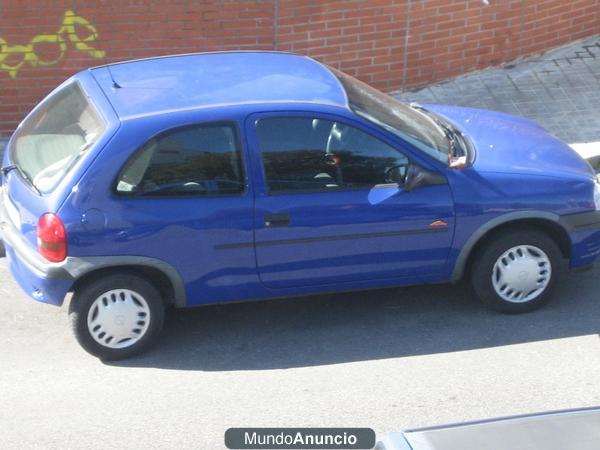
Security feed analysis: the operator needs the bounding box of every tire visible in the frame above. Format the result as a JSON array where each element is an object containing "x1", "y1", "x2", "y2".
[
  {"x1": 69, "y1": 273, "x2": 165, "y2": 360},
  {"x1": 470, "y1": 228, "x2": 565, "y2": 313}
]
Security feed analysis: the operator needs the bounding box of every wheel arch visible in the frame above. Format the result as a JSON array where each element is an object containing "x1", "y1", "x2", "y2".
[
  {"x1": 66, "y1": 256, "x2": 186, "y2": 307},
  {"x1": 451, "y1": 211, "x2": 571, "y2": 281}
]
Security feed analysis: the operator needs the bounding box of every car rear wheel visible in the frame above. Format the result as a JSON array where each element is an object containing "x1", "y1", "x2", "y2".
[
  {"x1": 69, "y1": 273, "x2": 165, "y2": 360},
  {"x1": 471, "y1": 229, "x2": 564, "y2": 313}
]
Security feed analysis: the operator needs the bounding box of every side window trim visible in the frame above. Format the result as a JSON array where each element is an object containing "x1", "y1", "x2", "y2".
[
  {"x1": 113, "y1": 120, "x2": 248, "y2": 199},
  {"x1": 251, "y1": 112, "x2": 410, "y2": 196}
]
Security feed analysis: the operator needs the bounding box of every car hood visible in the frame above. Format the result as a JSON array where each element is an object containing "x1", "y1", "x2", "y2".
[{"x1": 423, "y1": 104, "x2": 595, "y2": 180}]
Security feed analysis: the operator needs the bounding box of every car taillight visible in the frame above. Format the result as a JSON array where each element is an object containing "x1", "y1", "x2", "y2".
[{"x1": 37, "y1": 213, "x2": 67, "y2": 262}]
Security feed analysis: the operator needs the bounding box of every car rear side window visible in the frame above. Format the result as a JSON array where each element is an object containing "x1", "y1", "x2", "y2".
[
  {"x1": 116, "y1": 123, "x2": 244, "y2": 197},
  {"x1": 255, "y1": 117, "x2": 408, "y2": 193},
  {"x1": 11, "y1": 82, "x2": 106, "y2": 194}
]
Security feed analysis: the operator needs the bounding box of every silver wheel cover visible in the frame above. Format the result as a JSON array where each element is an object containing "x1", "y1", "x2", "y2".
[
  {"x1": 87, "y1": 289, "x2": 151, "y2": 349},
  {"x1": 492, "y1": 245, "x2": 552, "y2": 303}
]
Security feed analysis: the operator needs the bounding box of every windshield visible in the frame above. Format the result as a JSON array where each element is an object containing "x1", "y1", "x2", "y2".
[
  {"x1": 10, "y1": 82, "x2": 106, "y2": 194},
  {"x1": 330, "y1": 67, "x2": 451, "y2": 163}
]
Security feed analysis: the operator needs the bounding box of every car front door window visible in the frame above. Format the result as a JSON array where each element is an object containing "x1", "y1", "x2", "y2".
[{"x1": 255, "y1": 117, "x2": 409, "y2": 193}]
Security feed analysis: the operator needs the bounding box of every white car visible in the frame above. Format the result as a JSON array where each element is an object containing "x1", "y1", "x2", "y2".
[{"x1": 376, "y1": 407, "x2": 600, "y2": 450}]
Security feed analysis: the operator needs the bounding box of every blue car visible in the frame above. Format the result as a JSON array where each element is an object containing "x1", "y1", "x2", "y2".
[{"x1": 1, "y1": 52, "x2": 600, "y2": 359}]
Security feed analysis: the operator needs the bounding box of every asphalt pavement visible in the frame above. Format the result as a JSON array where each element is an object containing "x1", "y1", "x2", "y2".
[
  {"x1": 1, "y1": 259, "x2": 600, "y2": 448},
  {"x1": 2, "y1": 37, "x2": 600, "y2": 449}
]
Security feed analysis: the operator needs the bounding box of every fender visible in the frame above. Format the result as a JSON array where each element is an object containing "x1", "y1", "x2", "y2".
[
  {"x1": 451, "y1": 210, "x2": 562, "y2": 281},
  {"x1": 63, "y1": 255, "x2": 187, "y2": 307}
]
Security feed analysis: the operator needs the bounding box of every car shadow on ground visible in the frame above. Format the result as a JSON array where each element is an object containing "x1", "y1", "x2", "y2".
[{"x1": 106, "y1": 266, "x2": 600, "y2": 371}]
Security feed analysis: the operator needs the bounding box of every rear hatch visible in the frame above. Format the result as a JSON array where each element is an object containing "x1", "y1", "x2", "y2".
[{"x1": 1, "y1": 71, "x2": 119, "y2": 251}]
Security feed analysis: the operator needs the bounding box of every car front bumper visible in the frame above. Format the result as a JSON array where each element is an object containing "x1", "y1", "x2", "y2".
[{"x1": 559, "y1": 210, "x2": 600, "y2": 269}]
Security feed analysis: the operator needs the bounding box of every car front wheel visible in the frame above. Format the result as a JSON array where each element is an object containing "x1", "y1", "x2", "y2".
[
  {"x1": 471, "y1": 229, "x2": 564, "y2": 313},
  {"x1": 69, "y1": 273, "x2": 165, "y2": 360}
]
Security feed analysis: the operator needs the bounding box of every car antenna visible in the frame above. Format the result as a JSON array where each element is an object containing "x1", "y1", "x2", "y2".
[{"x1": 105, "y1": 61, "x2": 121, "y2": 89}]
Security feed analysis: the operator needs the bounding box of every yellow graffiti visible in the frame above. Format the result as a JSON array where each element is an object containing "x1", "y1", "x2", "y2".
[{"x1": 0, "y1": 10, "x2": 106, "y2": 78}]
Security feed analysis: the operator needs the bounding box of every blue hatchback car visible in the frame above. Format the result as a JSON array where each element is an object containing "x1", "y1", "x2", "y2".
[{"x1": 2, "y1": 52, "x2": 600, "y2": 359}]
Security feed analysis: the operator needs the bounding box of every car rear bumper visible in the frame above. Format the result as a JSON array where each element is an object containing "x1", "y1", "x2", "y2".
[
  {"x1": 559, "y1": 210, "x2": 600, "y2": 269},
  {"x1": 0, "y1": 198, "x2": 74, "y2": 306},
  {"x1": 3, "y1": 243, "x2": 74, "y2": 305}
]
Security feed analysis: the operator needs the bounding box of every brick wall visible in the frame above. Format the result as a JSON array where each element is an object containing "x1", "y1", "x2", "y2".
[{"x1": 0, "y1": 0, "x2": 598, "y2": 137}]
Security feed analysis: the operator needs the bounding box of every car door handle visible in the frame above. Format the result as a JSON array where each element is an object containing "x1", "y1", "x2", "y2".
[{"x1": 264, "y1": 213, "x2": 290, "y2": 227}]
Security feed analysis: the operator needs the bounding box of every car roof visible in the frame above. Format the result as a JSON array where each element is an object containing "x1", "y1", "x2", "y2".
[{"x1": 88, "y1": 51, "x2": 349, "y2": 120}]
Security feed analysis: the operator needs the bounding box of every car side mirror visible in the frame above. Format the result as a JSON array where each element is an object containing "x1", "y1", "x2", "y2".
[
  {"x1": 403, "y1": 163, "x2": 447, "y2": 192},
  {"x1": 385, "y1": 163, "x2": 409, "y2": 185}
]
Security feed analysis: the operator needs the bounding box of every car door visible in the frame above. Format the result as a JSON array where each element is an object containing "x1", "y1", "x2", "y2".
[{"x1": 246, "y1": 111, "x2": 456, "y2": 289}]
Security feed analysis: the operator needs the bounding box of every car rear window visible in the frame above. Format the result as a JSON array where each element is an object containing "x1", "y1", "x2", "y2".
[
  {"x1": 10, "y1": 82, "x2": 106, "y2": 194},
  {"x1": 115, "y1": 123, "x2": 245, "y2": 197}
]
